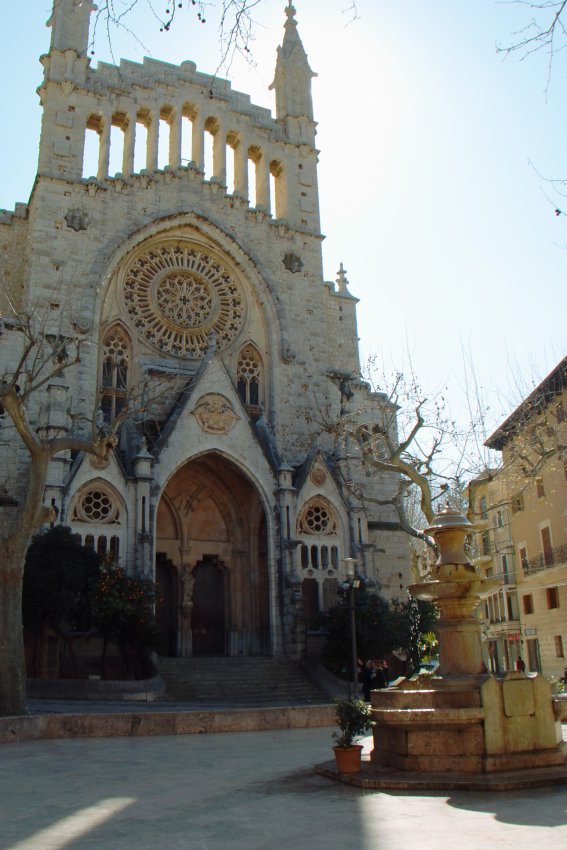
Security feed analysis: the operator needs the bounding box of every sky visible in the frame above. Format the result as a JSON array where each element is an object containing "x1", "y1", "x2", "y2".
[{"x1": 0, "y1": 0, "x2": 565, "y2": 442}]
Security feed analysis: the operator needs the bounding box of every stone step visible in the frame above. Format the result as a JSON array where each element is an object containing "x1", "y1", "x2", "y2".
[{"x1": 157, "y1": 656, "x2": 330, "y2": 705}]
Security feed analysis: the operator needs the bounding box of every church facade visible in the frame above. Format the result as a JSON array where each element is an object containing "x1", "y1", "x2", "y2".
[{"x1": 0, "y1": 1, "x2": 410, "y2": 660}]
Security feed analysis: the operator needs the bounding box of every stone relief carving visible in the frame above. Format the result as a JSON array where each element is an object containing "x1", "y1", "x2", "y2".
[
  {"x1": 310, "y1": 466, "x2": 327, "y2": 486},
  {"x1": 65, "y1": 208, "x2": 89, "y2": 232},
  {"x1": 192, "y1": 393, "x2": 240, "y2": 434},
  {"x1": 282, "y1": 252, "x2": 303, "y2": 273},
  {"x1": 89, "y1": 454, "x2": 110, "y2": 469}
]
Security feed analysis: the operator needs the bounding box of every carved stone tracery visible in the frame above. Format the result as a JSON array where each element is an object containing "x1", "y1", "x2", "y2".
[
  {"x1": 73, "y1": 486, "x2": 120, "y2": 524},
  {"x1": 298, "y1": 497, "x2": 337, "y2": 535},
  {"x1": 122, "y1": 242, "x2": 245, "y2": 358}
]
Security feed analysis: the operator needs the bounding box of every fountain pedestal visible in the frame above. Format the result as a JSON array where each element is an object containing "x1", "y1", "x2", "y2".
[{"x1": 370, "y1": 508, "x2": 567, "y2": 778}]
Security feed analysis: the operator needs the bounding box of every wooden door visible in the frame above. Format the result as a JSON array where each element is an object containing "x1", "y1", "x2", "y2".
[
  {"x1": 192, "y1": 559, "x2": 225, "y2": 655},
  {"x1": 541, "y1": 526, "x2": 553, "y2": 567}
]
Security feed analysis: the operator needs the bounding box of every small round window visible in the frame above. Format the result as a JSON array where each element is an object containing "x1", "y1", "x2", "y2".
[
  {"x1": 74, "y1": 487, "x2": 120, "y2": 524},
  {"x1": 298, "y1": 498, "x2": 337, "y2": 535}
]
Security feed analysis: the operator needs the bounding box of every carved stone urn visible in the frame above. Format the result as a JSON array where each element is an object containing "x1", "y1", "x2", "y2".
[{"x1": 409, "y1": 506, "x2": 500, "y2": 679}]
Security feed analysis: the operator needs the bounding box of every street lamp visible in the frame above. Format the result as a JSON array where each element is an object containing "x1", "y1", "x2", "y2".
[{"x1": 343, "y1": 557, "x2": 360, "y2": 698}]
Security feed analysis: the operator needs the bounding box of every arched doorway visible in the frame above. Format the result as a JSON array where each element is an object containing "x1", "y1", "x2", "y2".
[{"x1": 156, "y1": 453, "x2": 269, "y2": 656}]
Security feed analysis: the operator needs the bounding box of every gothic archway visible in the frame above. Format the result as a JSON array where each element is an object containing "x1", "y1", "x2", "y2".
[{"x1": 156, "y1": 453, "x2": 269, "y2": 656}]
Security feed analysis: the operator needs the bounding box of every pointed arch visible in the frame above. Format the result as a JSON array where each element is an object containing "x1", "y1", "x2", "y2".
[
  {"x1": 68, "y1": 479, "x2": 127, "y2": 563},
  {"x1": 296, "y1": 495, "x2": 343, "y2": 622},
  {"x1": 100, "y1": 324, "x2": 131, "y2": 424},
  {"x1": 237, "y1": 342, "x2": 263, "y2": 416}
]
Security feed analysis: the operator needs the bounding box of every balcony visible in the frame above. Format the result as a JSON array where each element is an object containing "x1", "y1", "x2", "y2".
[{"x1": 523, "y1": 542, "x2": 567, "y2": 577}]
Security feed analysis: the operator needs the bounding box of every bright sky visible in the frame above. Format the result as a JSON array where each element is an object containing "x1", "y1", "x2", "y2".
[{"x1": 0, "y1": 1, "x2": 565, "y2": 438}]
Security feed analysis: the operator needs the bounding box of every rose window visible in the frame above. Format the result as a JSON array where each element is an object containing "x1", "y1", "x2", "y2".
[
  {"x1": 74, "y1": 488, "x2": 120, "y2": 524},
  {"x1": 122, "y1": 243, "x2": 245, "y2": 358},
  {"x1": 156, "y1": 273, "x2": 213, "y2": 327},
  {"x1": 298, "y1": 499, "x2": 337, "y2": 535}
]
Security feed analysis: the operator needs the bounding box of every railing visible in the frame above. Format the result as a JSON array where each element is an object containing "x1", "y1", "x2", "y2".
[{"x1": 523, "y1": 542, "x2": 567, "y2": 576}]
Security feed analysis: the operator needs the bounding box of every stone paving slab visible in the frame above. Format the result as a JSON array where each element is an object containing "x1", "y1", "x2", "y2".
[{"x1": 1, "y1": 728, "x2": 567, "y2": 850}]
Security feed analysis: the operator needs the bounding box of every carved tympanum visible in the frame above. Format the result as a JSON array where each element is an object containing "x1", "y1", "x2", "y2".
[{"x1": 192, "y1": 393, "x2": 240, "y2": 434}]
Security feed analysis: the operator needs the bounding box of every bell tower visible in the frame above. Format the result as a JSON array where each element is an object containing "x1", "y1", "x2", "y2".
[
  {"x1": 270, "y1": 2, "x2": 317, "y2": 145},
  {"x1": 46, "y1": 0, "x2": 97, "y2": 55}
]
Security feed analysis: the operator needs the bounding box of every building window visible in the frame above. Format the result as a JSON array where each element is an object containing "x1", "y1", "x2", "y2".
[
  {"x1": 479, "y1": 495, "x2": 488, "y2": 520},
  {"x1": 554, "y1": 635, "x2": 564, "y2": 658},
  {"x1": 522, "y1": 593, "x2": 534, "y2": 615},
  {"x1": 100, "y1": 325, "x2": 131, "y2": 424},
  {"x1": 547, "y1": 586, "x2": 560, "y2": 609},
  {"x1": 236, "y1": 344, "x2": 262, "y2": 412},
  {"x1": 535, "y1": 477, "x2": 545, "y2": 498},
  {"x1": 481, "y1": 531, "x2": 491, "y2": 556},
  {"x1": 555, "y1": 401, "x2": 565, "y2": 423},
  {"x1": 71, "y1": 484, "x2": 124, "y2": 564},
  {"x1": 298, "y1": 498, "x2": 337, "y2": 535},
  {"x1": 541, "y1": 525, "x2": 553, "y2": 567},
  {"x1": 74, "y1": 488, "x2": 120, "y2": 524},
  {"x1": 501, "y1": 554, "x2": 510, "y2": 583},
  {"x1": 519, "y1": 546, "x2": 528, "y2": 573},
  {"x1": 511, "y1": 493, "x2": 524, "y2": 514},
  {"x1": 494, "y1": 509, "x2": 504, "y2": 528}
]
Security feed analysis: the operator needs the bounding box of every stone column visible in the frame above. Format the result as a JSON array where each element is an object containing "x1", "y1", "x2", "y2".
[
  {"x1": 146, "y1": 109, "x2": 159, "y2": 172},
  {"x1": 191, "y1": 110, "x2": 205, "y2": 172},
  {"x1": 178, "y1": 554, "x2": 194, "y2": 657},
  {"x1": 255, "y1": 149, "x2": 271, "y2": 212},
  {"x1": 276, "y1": 465, "x2": 304, "y2": 659},
  {"x1": 133, "y1": 446, "x2": 153, "y2": 578},
  {"x1": 233, "y1": 135, "x2": 249, "y2": 200},
  {"x1": 212, "y1": 119, "x2": 226, "y2": 185},
  {"x1": 169, "y1": 108, "x2": 182, "y2": 169},
  {"x1": 97, "y1": 115, "x2": 111, "y2": 180},
  {"x1": 122, "y1": 112, "x2": 136, "y2": 176}
]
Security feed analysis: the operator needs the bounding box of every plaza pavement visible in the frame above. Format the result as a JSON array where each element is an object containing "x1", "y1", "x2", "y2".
[{"x1": 1, "y1": 722, "x2": 567, "y2": 850}]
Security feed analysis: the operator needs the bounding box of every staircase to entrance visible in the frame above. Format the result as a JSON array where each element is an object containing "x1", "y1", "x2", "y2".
[{"x1": 158, "y1": 656, "x2": 330, "y2": 706}]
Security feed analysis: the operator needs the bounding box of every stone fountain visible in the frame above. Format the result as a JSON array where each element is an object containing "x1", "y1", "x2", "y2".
[{"x1": 318, "y1": 507, "x2": 567, "y2": 790}]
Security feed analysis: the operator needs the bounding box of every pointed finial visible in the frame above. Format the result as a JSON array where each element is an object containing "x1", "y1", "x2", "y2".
[
  {"x1": 47, "y1": 0, "x2": 98, "y2": 54},
  {"x1": 336, "y1": 263, "x2": 349, "y2": 294},
  {"x1": 286, "y1": 2, "x2": 296, "y2": 22}
]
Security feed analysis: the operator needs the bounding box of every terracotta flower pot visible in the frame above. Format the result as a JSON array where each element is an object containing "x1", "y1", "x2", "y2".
[{"x1": 333, "y1": 744, "x2": 363, "y2": 774}]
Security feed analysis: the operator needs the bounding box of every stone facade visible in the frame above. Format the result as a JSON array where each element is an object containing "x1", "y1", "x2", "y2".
[
  {"x1": 470, "y1": 358, "x2": 567, "y2": 679},
  {"x1": 0, "y1": 1, "x2": 411, "y2": 660}
]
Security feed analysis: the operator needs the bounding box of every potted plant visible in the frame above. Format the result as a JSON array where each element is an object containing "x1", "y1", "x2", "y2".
[{"x1": 332, "y1": 697, "x2": 372, "y2": 774}]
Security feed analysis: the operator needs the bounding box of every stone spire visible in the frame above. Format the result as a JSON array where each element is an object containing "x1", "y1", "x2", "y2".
[
  {"x1": 46, "y1": 0, "x2": 97, "y2": 55},
  {"x1": 270, "y1": 2, "x2": 317, "y2": 121}
]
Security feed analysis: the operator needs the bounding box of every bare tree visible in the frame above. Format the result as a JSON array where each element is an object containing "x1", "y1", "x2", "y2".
[
  {"x1": 498, "y1": 1, "x2": 567, "y2": 88},
  {"x1": 89, "y1": 0, "x2": 359, "y2": 67},
  {"x1": 316, "y1": 353, "x2": 565, "y2": 583},
  {"x1": 0, "y1": 290, "x2": 168, "y2": 716}
]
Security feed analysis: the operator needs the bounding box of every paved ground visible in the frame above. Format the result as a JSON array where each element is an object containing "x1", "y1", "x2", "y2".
[{"x1": 1, "y1": 726, "x2": 567, "y2": 850}]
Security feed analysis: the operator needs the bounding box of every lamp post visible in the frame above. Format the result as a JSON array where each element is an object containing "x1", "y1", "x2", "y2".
[{"x1": 343, "y1": 557, "x2": 360, "y2": 699}]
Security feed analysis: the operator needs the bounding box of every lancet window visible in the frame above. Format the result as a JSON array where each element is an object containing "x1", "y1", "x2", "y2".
[
  {"x1": 237, "y1": 344, "x2": 262, "y2": 413},
  {"x1": 297, "y1": 497, "x2": 341, "y2": 626},
  {"x1": 100, "y1": 326, "x2": 131, "y2": 424},
  {"x1": 70, "y1": 484, "x2": 124, "y2": 563}
]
